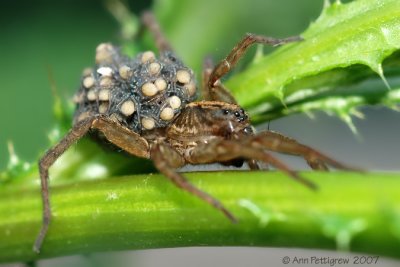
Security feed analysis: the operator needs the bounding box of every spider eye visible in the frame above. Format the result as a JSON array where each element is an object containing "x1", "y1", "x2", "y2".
[
  {"x1": 223, "y1": 109, "x2": 229, "y2": 115},
  {"x1": 234, "y1": 111, "x2": 240, "y2": 117}
]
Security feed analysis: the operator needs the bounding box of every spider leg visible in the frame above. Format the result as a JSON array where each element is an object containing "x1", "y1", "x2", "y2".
[
  {"x1": 91, "y1": 117, "x2": 149, "y2": 158},
  {"x1": 34, "y1": 117, "x2": 96, "y2": 253},
  {"x1": 141, "y1": 11, "x2": 172, "y2": 52},
  {"x1": 247, "y1": 159, "x2": 261, "y2": 170},
  {"x1": 187, "y1": 139, "x2": 316, "y2": 190},
  {"x1": 208, "y1": 82, "x2": 238, "y2": 104},
  {"x1": 150, "y1": 142, "x2": 237, "y2": 222},
  {"x1": 34, "y1": 116, "x2": 150, "y2": 253},
  {"x1": 208, "y1": 33, "x2": 302, "y2": 88},
  {"x1": 201, "y1": 56, "x2": 214, "y2": 101},
  {"x1": 251, "y1": 131, "x2": 358, "y2": 171},
  {"x1": 202, "y1": 56, "x2": 237, "y2": 103}
]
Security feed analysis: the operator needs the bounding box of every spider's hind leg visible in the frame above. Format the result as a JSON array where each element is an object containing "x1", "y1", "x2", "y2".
[{"x1": 141, "y1": 11, "x2": 173, "y2": 53}]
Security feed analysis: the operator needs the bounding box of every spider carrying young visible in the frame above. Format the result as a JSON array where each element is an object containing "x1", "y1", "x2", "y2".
[{"x1": 34, "y1": 11, "x2": 354, "y2": 252}]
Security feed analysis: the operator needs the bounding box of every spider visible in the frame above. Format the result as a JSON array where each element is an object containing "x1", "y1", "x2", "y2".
[{"x1": 34, "y1": 11, "x2": 353, "y2": 252}]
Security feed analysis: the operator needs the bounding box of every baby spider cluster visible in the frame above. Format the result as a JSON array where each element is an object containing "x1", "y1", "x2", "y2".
[{"x1": 73, "y1": 43, "x2": 197, "y2": 132}]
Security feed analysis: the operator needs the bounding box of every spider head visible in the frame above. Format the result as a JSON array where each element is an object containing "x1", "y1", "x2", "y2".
[{"x1": 183, "y1": 101, "x2": 253, "y2": 139}]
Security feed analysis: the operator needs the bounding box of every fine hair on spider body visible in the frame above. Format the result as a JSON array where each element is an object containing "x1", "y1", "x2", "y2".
[{"x1": 33, "y1": 11, "x2": 355, "y2": 253}]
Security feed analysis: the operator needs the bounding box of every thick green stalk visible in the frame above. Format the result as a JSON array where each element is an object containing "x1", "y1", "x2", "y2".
[{"x1": 0, "y1": 172, "x2": 399, "y2": 263}]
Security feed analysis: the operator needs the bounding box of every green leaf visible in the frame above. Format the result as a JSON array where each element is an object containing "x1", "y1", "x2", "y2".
[{"x1": 226, "y1": 0, "x2": 400, "y2": 125}]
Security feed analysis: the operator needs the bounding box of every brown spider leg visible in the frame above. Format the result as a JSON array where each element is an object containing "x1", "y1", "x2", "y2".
[
  {"x1": 151, "y1": 142, "x2": 237, "y2": 222},
  {"x1": 208, "y1": 82, "x2": 238, "y2": 104},
  {"x1": 91, "y1": 117, "x2": 150, "y2": 158},
  {"x1": 201, "y1": 56, "x2": 214, "y2": 101},
  {"x1": 202, "y1": 56, "x2": 237, "y2": 103},
  {"x1": 208, "y1": 33, "x2": 302, "y2": 88},
  {"x1": 34, "y1": 116, "x2": 150, "y2": 253},
  {"x1": 141, "y1": 11, "x2": 172, "y2": 52},
  {"x1": 188, "y1": 139, "x2": 316, "y2": 190},
  {"x1": 251, "y1": 131, "x2": 359, "y2": 171},
  {"x1": 247, "y1": 159, "x2": 261, "y2": 170},
  {"x1": 34, "y1": 117, "x2": 96, "y2": 253}
]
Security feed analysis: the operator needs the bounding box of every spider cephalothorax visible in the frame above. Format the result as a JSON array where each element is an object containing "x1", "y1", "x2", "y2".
[{"x1": 34, "y1": 11, "x2": 354, "y2": 253}]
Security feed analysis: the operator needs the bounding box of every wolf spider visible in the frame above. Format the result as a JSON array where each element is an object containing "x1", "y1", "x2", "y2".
[{"x1": 34, "y1": 11, "x2": 353, "y2": 252}]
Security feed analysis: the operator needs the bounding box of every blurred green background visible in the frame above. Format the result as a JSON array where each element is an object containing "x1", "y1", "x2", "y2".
[{"x1": 1, "y1": 0, "x2": 399, "y2": 172}]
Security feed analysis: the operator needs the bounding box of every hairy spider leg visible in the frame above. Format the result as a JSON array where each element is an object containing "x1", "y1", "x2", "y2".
[
  {"x1": 202, "y1": 33, "x2": 301, "y2": 104},
  {"x1": 202, "y1": 56, "x2": 237, "y2": 104},
  {"x1": 141, "y1": 11, "x2": 173, "y2": 53},
  {"x1": 34, "y1": 116, "x2": 150, "y2": 253},
  {"x1": 187, "y1": 138, "x2": 317, "y2": 190},
  {"x1": 201, "y1": 56, "x2": 214, "y2": 101},
  {"x1": 250, "y1": 131, "x2": 360, "y2": 171},
  {"x1": 151, "y1": 142, "x2": 237, "y2": 222},
  {"x1": 34, "y1": 118, "x2": 94, "y2": 253},
  {"x1": 208, "y1": 33, "x2": 302, "y2": 88}
]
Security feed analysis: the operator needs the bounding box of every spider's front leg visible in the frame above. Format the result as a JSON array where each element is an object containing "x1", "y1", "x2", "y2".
[
  {"x1": 187, "y1": 139, "x2": 316, "y2": 190},
  {"x1": 34, "y1": 117, "x2": 96, "y2": 253},
  {"x1": 202, "y1": 56, "x2": 237, "y2": 104},
  {"x1": 209, "y1": 33, "x2": 302, "y2": 87},
  {"x1": 250, "y1": 131, "x2": 358, "y2": 171},
  {"x1": 150, "y1": 142, "x2": 237, "y2": 222},
  {"x1": 34, "y1": 116, "x2": 150, "y2": 253},
  {"x1": 203, "y1": 33, "x2": 302, "y2": 103}
]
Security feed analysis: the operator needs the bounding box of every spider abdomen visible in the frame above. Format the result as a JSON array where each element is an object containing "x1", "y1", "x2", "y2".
[{"x1": 73, "y1": 43, "x2": 197, "y2": 133}]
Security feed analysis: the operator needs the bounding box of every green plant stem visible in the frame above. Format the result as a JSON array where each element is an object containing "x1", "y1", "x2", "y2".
[{"x1": 1, "y1": 171, "x2": 399, "y2": 263}]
